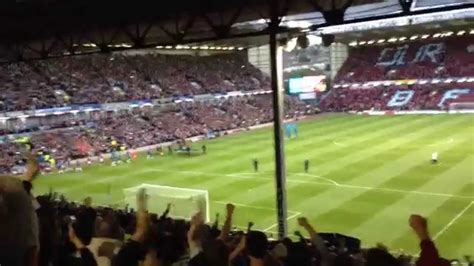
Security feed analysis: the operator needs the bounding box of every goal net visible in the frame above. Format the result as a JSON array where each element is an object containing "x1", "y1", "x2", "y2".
[{"x1": 123, "y1": 184, "x2": 210, "y2": 222}]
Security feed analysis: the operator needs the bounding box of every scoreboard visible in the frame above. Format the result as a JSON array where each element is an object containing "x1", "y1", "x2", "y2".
[{"x1": 288, "y1": 75, "x2": 327, "y2": 99}]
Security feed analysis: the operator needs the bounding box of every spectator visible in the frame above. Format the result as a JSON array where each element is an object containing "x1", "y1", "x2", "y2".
[
  {"x1": 113, "y1": 189, "x2": 150, "y2": 266},
  {"x1": 0, "y1": 154, "x2": 40, "y2": 266},
  {"x1": 88, "y1": 207, "x2": 124, "y2": 265},
  {"x1": 0, "y1": 52, "x2": 272, "y2": 112},
  {"x1": 0, "y1": 94, "x2": 316, "y2": 175},
  {"x1": 188, "y1": 203, "x2": 235, "y2": 266},
  {"x1": 245, "y1": 230, "x2": 281, "y2": 266},
  {"x1": 0, "y1": 175, "x2": 39, "y2": 266},
  {"x1": 0, "y1": 165, "x2": 458, "y2": 266},
  {"x1": 409, "y1": 215, "x2": 450, "y2": 266},
  {"x1": 297, "y1": 217, "x2": 330, "y2": 266}
]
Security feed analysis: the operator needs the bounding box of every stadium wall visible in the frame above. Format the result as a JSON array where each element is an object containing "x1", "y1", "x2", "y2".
[{"x1": 360, "y1": 110, "x2": 474, "y2": 115}]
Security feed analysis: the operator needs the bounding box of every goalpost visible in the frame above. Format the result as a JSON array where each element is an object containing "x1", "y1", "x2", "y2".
[{"x1": 123, "y1": 183, "x2": 210, "y2": 222}]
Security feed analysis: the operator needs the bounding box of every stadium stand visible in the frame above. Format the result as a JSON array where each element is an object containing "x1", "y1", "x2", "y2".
[
  {"x1": 0, "y1": 166, "x2": 453, "y2": 266},
  {"x1": 0, "y1": 53, "x2": 269, "y2": 112},
  {"x1": 334, "y1": 36, "x2": 474, "y2": 83},
  {"x1": 0, "y1": 93, "x2": 315, "y2": 175},
  {"x1": 320, "y1": 84, "x2": 474, "y2": 112},
  {"x1": 320, "y1": 35, "x2": 474, "y2": 112},
  {"x1": 0, "y1": 50, "x2": 300, "y2": 175}
]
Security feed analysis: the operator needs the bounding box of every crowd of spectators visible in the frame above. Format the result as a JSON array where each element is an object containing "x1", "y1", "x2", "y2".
[
  {"x1": 0, "y1": 52, "x2": 270, "y2": 112},
  {"x1": 319, "y1": 84, "x2": 474, "y2": 112},
  {"x1": 0, "y1": 94, "x2": 316, "y2": 175},
  {"x1": 1, "y1": 35, "x2": 469, "y2": 266},
  {"x1": 335, "y1": 36, "x2": 474, "y2": 84},
  {"x1": 320, "y1": 35, "x2": 474, "y2": 112},
  {"x1": 0, "y1": 160, "x2": 454, "y2": 266}
]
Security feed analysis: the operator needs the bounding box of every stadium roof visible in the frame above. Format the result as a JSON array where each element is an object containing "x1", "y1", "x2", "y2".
[
  {"x1": 0, "y1": 0, "x2": 472, "y2": 61},
  {"x1": 0, "y1": 0, "x2": 377, "y2": 43}
]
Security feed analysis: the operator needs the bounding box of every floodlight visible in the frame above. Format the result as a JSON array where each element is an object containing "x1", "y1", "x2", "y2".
[{"x1": 348, "y1": 41, "x2": 357, "y2": 47}]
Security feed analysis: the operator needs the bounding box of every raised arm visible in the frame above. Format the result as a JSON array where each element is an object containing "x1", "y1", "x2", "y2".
[
  {"x1": 114, "y1": 189, "x2": 149, "y2": 266},
  {"x1": 409, "y1": 214, "x2": 449, "y2": 266},
  {"x1": 297, "y1": 217, "x2": 316, "y2": 240},
  {"x1": 297, "y1": 217, "x2": 329, "y2": 263},
  {"x1": 69, "y1": 225, "x2": 98, "y2": 266},
  {"x1": 218, "y1": 203, "x2": 235, "y2": 241},
  {"x1": 24, "y1": 153, "x2": 40, "y2": 183},
  {"x1": 160, "y1": 203, "x2": 171, "y2": 219},
  {"x1": 188, "y1": 211, "x2": 204, "y2": 258},
  {"x1": 229, "y1": 233, "x2": 246, "y2": 262},
  {"x1": 131, "y1": 188, "x2": 149, "y2": 243}
]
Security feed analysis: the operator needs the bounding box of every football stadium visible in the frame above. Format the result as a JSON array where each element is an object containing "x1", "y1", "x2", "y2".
[{"x1": 0, "y1": 0, "x2": 473, "y2": 265}]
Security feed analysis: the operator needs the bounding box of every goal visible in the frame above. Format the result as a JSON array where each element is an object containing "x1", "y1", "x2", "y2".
[{"x1": 123, "y1": 183, "x2": 210, "y2": 222}]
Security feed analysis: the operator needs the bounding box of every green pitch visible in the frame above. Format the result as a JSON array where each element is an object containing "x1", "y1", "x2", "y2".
[{"x1": 34, "y1": 114, "x2": 474, "y2": 258}]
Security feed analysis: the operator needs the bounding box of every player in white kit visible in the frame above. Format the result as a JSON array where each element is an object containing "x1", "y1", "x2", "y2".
[{"x1": 431, "y1": 152, "x2": 438, "y2": 164}]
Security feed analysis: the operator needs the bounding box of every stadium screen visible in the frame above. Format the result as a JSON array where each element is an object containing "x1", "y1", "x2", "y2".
[{"x1": 288, "y1": 76, "x2": 327, "y2": 95}]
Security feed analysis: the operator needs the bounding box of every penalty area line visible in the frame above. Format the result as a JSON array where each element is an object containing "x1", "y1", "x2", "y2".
[
  {"x1": 68, "y1": 168, "x2": 473, "y2": 201},
  {"x1": 232, "y1": 225, "x2": 279, "y2": 235},
  {"x1": 230, "y1": 172, "x2": 473, "y2": 200},
  {"x1": 293, "y1": 173, "x2": 340, "y2": 186},
  {"x1": 433, "y1": 201, "x2": 474, "y2": 240},
  {"x1": 333, "y1": 141, "x2": 347, "y2": 147},
  {"x1": 148, "y1": 169, "x2": 474, "y2": 200},
  {"x1": 212, "y1": 200, "x2": 300, "y2": 214},
  {"x1": 262, "y1": 211, "x2": 302, "y2": 232},
  {"x1": 337, "y1": 184, "x2": 474, "y2": 200}
]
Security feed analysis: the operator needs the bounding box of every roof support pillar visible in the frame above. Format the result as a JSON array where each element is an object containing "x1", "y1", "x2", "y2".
[{"x1": 269, "y1": 0, "x2": 288, "y2": 241}]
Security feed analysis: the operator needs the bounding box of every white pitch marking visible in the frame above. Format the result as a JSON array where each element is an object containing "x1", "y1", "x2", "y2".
[
  {"x1": 333, "y1": 138, "x2": 349, "y2": 147},
  {"x1": 232, "y1": 224, "x2": 279, "y2": 235},
  {"x1": 262, "y1": 211, "x2": 302, "y2": 232},
  {"x1": 59, "y1": 168, "x2": 474, "y2": 200},
  {"x1": 212, "y1": 200, "x2": 300, "y2": 214},
  {"x1": 337, "y1": 183, "x2": 473, "y2": 199},
  {"x1": 333, "y1": 141, "x2": 344, "y2": 147},
  {"x1": 228, "y1": 172, "x2": 335, "y2": 185},
  {"x1": 228, "y1": 172, "x2": 473, "y2": 199},
  {"x1": 333, "y1": 141, "x2": 346, "y2": 147},
  {"x1": 226, "y1": 172, "x2": 261, "y2": 178},
  {"x1": 294, "y1": 173, "x2": 340, "y2": 186},
  {"x1": 234, "y1": 172, "x2": 261, "y2": 176},
  {"x1": 429, "y1": 137, "x2": 455, "y2": 147},
  {"x1": 433, "y1": 201, "x2": 474, "y2": 240}
]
